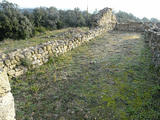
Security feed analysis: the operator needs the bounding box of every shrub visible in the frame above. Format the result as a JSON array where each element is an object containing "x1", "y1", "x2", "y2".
[
  {"x1": 20, "y1": 58, "x2": 32, "y2": 69},
  {"x1": 0, "y1": 0, "x2": 33, "y2": 40},
  {"x1": 34, "y1": 26, "x2": 47, "y2": 34}
]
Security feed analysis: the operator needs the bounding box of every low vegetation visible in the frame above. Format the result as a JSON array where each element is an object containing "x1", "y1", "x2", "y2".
[{"x1": 10, "y1": 32, "x2": 160, "y2": 120}]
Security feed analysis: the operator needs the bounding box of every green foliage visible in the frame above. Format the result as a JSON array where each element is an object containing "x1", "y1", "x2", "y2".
[
  {"x1": 20, "y1": 58, "x2": 32, "y2": 69},
  {"x1": 115, "y1": 10, "x2": 160, "y2": 23},
  {"x1": 0, "y1": 1, "x2": 92, "y2": 40},
  {"x1": 34, "y1": 26, "x2": 47, "y2": 34},
  {"x1": 115, "y1": 11, "x2": 141, "y2": 23},
  {"x1": 32, "y1": 7, "x2": 59, "y2": 30},
  {"x1": 57, "y1": 8, "x2": 92, "y2": 28},
  {"x1": 30, "y1": 7, "x2": 92, "y2": 30},
  {"x1": 30, "y1": 84, "x2": 40, "y2": 94},
  {"x1": 0, "y1": 0, "x2": 33, "y2": 40}
]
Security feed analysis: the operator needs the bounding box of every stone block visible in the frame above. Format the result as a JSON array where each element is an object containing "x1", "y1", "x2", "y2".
[
  {"x1": 0, "y1": 92, "x2": 15, "y2": 120},
  {"x1": 0, "y1": 70, "x2": 11, "y2": 97}
]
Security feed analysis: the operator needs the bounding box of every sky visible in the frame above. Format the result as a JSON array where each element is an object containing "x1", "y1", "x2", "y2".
[{"x1": 2, "y1": 0, "x2": 160, "y2": 19}]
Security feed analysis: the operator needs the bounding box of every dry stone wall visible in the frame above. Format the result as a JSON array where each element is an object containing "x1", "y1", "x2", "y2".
[
  {"x1": 144, "y1": 27, "x2": 160, "y2": 67},
  {"x1": 115, "y1": 22, "x2": 157, "y2": 32},
  {"x1": 115, "y1": 22, "x2": 145, "y2": 32},
  {"x1": 92, "y1": 8, "x2": 117, "y2": 27}
]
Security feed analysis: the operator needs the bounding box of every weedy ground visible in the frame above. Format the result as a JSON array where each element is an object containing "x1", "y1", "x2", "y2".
[{"x1": 10, "y1": 31, "x2": 160, "y2": 120}]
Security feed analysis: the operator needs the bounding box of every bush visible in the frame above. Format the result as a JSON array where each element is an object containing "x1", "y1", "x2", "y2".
[{"x1": 34, "y1": 26, "x2": 47, "y2": 34}]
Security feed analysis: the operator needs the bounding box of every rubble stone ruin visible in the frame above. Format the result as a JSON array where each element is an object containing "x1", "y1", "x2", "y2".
[{"x1": 0, "y1": 7, "x2": 160, "y2": 120}]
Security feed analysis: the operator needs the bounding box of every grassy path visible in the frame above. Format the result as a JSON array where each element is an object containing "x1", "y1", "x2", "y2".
[{"x1": 11, "y1": 31, "x2": 160, "y2": 120}]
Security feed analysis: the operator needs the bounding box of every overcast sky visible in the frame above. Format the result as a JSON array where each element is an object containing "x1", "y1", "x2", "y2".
[{"x1": 2, "y1": 0, "x2": 160, "y2": 19}]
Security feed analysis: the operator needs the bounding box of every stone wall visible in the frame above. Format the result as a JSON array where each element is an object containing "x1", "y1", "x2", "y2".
[
  {"x1": 114, "y1": 22, "x2": 158, "y2": 32},
  {"x1": 156, "y1": 23, "x2": 160, "y2": 28},
  {"x1": 1, "y1": 6, "x2": 160, "y2": 119},
  {"x1": 0, "y1": 68, "x2": 15, "y2": 120},
  {"x1": 144, "y1": 27, "x2": 160, "y2": 67},
  {"x1": 115, "y1": 22, "x2": 146, "y2": 32}
]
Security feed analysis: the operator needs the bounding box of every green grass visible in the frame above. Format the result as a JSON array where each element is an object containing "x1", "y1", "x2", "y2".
[
  {"x1": 0, "y1": 27, "x2": 89, "y2": 53},
  {"x1": 10, "y1": 31, "x2": 160, "y2": 120}
]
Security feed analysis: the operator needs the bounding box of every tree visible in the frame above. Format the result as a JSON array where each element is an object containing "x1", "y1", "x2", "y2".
[
  {"x1": 46, "y1": 7, "x2": 59, "y2": 30},
  {"x1": 32, "y1": 7, "x2": 60, "y2": 30},
  {"x1": 82, "y1": 11, "x2": 92, "y2": 27},
  {"x1": 115, "y1": 11, "x2": 141, "y2": 23},
  {"x1": 74, "y1": 8, "x2": 86, "y2": 27},
  {"x1": 23, "y1": 9, "x2": 34, "y2": 24},
  {"x1": 60, "y1": 8, "x2": 88, "y2": 27},
  {"x1": 0, "y1": 0, "x2": 33, "y2": 40},
  {"x1": 33, "y1": 7, "x2": 47, "y2": 28},
  {"x1": 0, "y1": 1, "x2": 94, "y2": 40}
]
